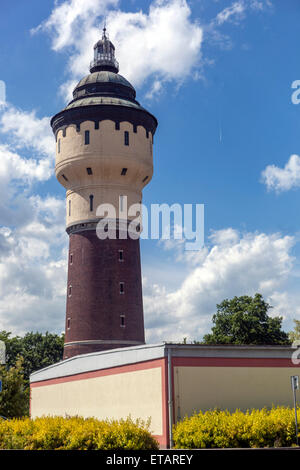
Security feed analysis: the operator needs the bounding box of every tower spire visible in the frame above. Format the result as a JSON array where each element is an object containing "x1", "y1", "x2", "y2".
[
  {"x1": 102, "y1": 18, "x2": 107, "y2": 39},
  {"x1": 90, "y1": 25, "x2": 119, "y2": 74}
]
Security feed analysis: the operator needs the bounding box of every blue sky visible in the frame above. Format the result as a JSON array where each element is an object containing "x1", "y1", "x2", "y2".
[{"x1": 0, "y1": 0, "x2": 300, "y2": 342}]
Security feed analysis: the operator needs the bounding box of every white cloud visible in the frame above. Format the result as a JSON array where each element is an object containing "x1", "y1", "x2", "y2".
[
  {"x1": 215, "y1": 1, "x2": 246, "y2": 26},
  {"x1": 214, "y1": 0, "x2": 272, "y2": 26},
  {"x1": 250, "y1": 0, "x2": 273, "y2": 10},
  {"x1": 0, "y1": 144, "x2": 52, "y2": 185},
  {"x1": 207, "y1": 0, "x2": 272, "y2": 50},
  {"x1": 31, "y1": 0, "x2": 118, "y2": 51},
  {"x1": 0, "y1": 105, "x2": 54, "y2": 158},
  {"x1": 261, "y1": 154, "x2": 300, "y2": 192},
  {"x1": 144, "y1": 229, "x2": 295, "y2": 343},
  {"x1": 0, "y1": 195, "x2": 67, "y2": 335},
  {"x1": 0, "y1": 105, "x2": 55, "y2": 226},
  {"x1": 209, "y1": 227, "x2": 239, "y2": 245},
  {"x1": 0, "y1": 104, "x2": 55, "y2": 194},
  {"x1": 32, "y1": 0, "x2": 203, "y2": 100},
  {"x1": 106, "y1": 1, "x2": 203, "y2": 87},
  {"x1": 0, "y1": 103, "x2": 67, "y2": 336}
]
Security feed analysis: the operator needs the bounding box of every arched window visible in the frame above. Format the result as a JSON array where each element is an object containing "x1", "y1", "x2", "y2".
[
  {"x1": 85, "y1": 130, "x2": 90, "y2": 145},
  {"x1": 89, "y1": 194, "x2": 94, "y2": 212},
  {"x1": 124, "y1": 131, "x2": 129, "y2": 146}
]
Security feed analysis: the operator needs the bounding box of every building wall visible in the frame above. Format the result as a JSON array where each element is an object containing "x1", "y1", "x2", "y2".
[
  {"x1": 31, "y1": 359, "x2": 167, "y2": 445},
  {"x1": 30, "y1": 346, "x2": 300, "y2": 448},
  {"x1": 173, "y1": 358, "x2": 300, "y2": 422}
]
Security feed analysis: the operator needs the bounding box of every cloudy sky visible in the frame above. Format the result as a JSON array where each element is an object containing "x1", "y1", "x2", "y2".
[{"x1": 0, "y1": 0, "x2": 300, "y2": 343}]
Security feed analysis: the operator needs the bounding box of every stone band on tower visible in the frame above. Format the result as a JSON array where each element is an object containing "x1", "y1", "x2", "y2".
[{"x1": 51, "y1": 28, "x2": 158, "y2": 359}]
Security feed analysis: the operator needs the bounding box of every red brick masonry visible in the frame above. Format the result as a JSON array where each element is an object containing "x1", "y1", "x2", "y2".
[{"x1": 64, "y1": 229, "x2": 145, "y2": 359}]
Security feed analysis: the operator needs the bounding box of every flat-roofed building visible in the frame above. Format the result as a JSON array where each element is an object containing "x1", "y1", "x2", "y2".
[{"x1": 30, "y1": 343, "x2": 300, "y2": 448}]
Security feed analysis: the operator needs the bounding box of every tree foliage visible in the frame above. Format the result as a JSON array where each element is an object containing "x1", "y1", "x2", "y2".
[
  {"x1": 0, "y1": 331, "x2": 64, "y2": 418},
  {"x1": 203, "y1": 293, "x2": 290, "y2": 345},
  {"x1": 0, "y1": 331, "x2": 64, "y2": 383},
  {"x1": 0, "y1": 357, "x2": 28, "y2": 418}
]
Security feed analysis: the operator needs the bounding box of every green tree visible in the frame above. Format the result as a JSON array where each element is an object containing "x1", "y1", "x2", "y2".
[
  {"x1": 0, "y1": 356, "x2": 28, "y2": 418},
  {"x1": 289, "y1": 319, "x2": 300, "y2": 344},
  {"x1": 203, "y1": 293, "x2": 290, "y2": 345},
  {"x1": 0, "y1": 331, "x2": 64, "y2": 383}
]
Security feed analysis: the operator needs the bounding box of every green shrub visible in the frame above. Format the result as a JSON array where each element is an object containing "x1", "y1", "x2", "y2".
[
  {"x1": 173, "y1": 406, "x2": 299, "y2": 448},
  {"x1": 0, "y1": 416, "x2": 159, "y2": 450}
]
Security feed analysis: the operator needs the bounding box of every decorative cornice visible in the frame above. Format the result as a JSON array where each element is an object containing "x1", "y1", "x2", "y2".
[
  {"x1": 64, "y1": 340, "x2": 144, "y2": 347},
  {"x1": 66, "y1": 218, "x2": 142, "y2": 238},
  {"x1": 51, "y1": 104, "x2": 158, "y2": 138}
]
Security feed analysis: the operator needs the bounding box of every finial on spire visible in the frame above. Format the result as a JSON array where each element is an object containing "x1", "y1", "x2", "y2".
[{"x1": 102, "y1": 18, "x2": 107, "y2": 39}]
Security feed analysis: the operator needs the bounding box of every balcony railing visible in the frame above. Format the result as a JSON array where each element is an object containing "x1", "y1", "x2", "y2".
[{"x1": 90, "y1": 53, "x2": 119, "y2": 71}]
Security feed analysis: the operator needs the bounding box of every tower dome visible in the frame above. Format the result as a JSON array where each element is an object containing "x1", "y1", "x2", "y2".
[{"x1": 51, "y1": 27, "x2": 157, "y2": 137}]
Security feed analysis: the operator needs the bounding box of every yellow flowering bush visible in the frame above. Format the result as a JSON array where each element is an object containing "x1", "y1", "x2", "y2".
[
  {"x1": 0, "y1": 416, "x2": 159, "y2": 450},
  {"x1": 173, "y1": 406, "x2": 300, "y2": 448}
]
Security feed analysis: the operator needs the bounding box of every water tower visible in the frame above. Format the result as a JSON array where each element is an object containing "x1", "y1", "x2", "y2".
[{"x1": 51, "y1": 28, "x2": 158, "y2": 359}]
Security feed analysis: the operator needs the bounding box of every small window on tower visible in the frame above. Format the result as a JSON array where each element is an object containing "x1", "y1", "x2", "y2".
[
  {"x1": 119, "y1": 195, "x2": 125, "y2": 212},
  {"x1": 119, "y1": 250, "x2": 124, "y2": 262},
  {"x1": 67, "y1": 318, "x2": 71, "y2": 330},
  {"x1": 124, "y1": 131, "x2": 129, "y2": 146},
  {"x1": 142, "y1": 176, "x2": 149, "y2": 183},
  {"x1": 133, "y1": 125, "x2": 137, "y2": 133},
  {"x1": 120, "y1": 282, "x2": 124, "y2": 294},
  {"x1": 62, "y1": 174, "x2": 68, "y2": 182},
  {"x1": 58, "y1": 138, "x2": 61, "y2": 153},
  {"x1": 121, "y1": 168, "x2": 127, "y2": 176},
  {"x1": 89, "y1": 194, "x2": 94, "y2": 212},
  {"x1": 70, "y1": 253, "x2": 73, "y2": 265},
  {"x1": 85, "y1": 130, "x2": 90, "y2": 145},
  {"x1": 115, "y1": 122, "x2": 120, "y2": 130},
  {"x1": 68, "y1": 285, "x2": 72, "y2": 297},
  {"x1": 86, "y1": 167, "x2": 93, "y2": 175},
  {"x1": 120, "y1": 315, "x2": 125, "y2": 327}
]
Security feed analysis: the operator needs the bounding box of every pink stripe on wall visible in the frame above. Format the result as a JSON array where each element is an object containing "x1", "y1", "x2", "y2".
[{"x1": 31, "y1": 358, "x2": 165, "y2": 387}]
